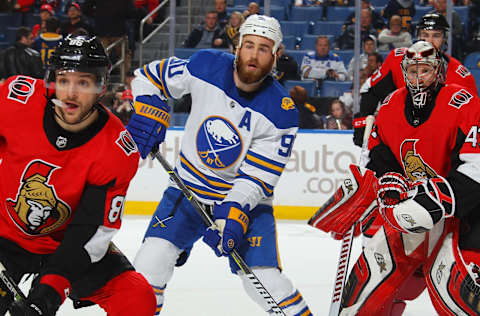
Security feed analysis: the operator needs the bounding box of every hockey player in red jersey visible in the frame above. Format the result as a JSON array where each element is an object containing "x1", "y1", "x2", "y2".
[
  {"x1": 0, "y1": 35, "x2": 156, "y2": 316},
  {"x1": 353, "y1": 13, "x2": 477, "y2": 147},
  {"x1": 328, "y1": 41, "x2": 480, "y2": 315}
]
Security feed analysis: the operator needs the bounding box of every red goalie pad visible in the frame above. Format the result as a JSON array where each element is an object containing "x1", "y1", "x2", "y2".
[{"x1": 308, "y1": 164, "x2": 377, "y2": 236}]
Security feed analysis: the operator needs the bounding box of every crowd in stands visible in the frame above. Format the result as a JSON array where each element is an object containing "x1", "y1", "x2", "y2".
[{"x1": 0, "y1": 0, "x2": 479, "y2": 130}]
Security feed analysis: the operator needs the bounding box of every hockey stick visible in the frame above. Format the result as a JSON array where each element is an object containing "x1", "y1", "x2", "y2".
[
  {"x1": 0, "y1": 261, "x2": 26, "y2": 303},
  {"x1": 328, "y1": 115, "x2": 375, "y2": 316},
  {"x1": 152, "y1": 152, "x2": 286, "y2": 315}
]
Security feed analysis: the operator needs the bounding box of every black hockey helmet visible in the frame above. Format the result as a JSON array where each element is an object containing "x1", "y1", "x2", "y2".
[
  {"x1": 45, "y1": 34, "x2": 111, "y2": 91},
  {"x1": 416, "y1": 13, "x2": 450, "y2": 37}
]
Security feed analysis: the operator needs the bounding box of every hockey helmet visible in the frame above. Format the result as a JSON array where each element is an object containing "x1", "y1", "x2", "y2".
[
  {"x1": 416, "y1": 13, "x2": 450, "y2": 37},
  {"x1": 401, "y1": 41, "x2": 444, "y2": 109},
  {"x1": 238, "y1": 14, "x2": 283, "y2": 54},
  {"x1": 45, "y1": 34, "x2": 111, "y2": 93}
]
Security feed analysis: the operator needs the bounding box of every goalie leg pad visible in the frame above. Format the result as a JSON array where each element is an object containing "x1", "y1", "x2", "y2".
[
  {"x1": 341, "y1": 226, "x2": 427, "y2": 316},
  {"x1": 239, "y1": 267, "x2": 312, "y2": 315},
  {"x1": 425, "y1": 220, "x2": 480, "y2": 316},
  {"x1": 133, "y1": 237, "x2": 182, "y2": 315},
  {"x1": 309, "y1": 164, "x2": 377, "y2": 237}
]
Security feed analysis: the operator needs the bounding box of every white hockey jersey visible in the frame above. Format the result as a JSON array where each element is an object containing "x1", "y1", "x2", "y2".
[{"x1": 132, "y1": 49, "x2": 298, "y2": 209}]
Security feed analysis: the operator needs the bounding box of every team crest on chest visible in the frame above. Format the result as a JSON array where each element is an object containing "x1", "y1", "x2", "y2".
[
  {"x1": 400, "y1": 139, "x2": 437, "y2": 181},
  {"x1": 6, "y1": 160, "x2": 71, "y2": 236},
  {"x1": 196, "y1": 116, "x2": 242, "y2": 169}
]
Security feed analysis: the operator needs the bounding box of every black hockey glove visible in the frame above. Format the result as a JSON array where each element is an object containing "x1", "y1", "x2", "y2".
[{"x1": 9, "y1": 280, "x2": 65, "y2": 316}]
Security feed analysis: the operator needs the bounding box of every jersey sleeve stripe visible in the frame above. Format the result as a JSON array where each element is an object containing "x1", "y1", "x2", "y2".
[
  {"x1": 142, "y1": 63, "x2": 169, "y2": 99},
  {"x1": 179, "y1": 152, "x2": 233, "y2": 190},
  {"x1": 246, "y1": 150, "x2": 285, "y2": 168},
  {"x1": 245, "y1": 155, "x2": 282, "y2": 176},
  {"x1": 278, "y1": 290, "x2": 302, "y2": 309},
  {"x1": 157, "y1": 59, "x2": 173, "y2": 99},
  {"x1": 236, "y1": 169, "x2": 274, "y2": 197}
]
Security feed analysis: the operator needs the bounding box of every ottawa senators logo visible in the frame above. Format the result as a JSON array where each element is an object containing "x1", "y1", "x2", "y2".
[
  {"x1": 400, "y1": 139, "x2": 437, "y2": 181},
  {"x1": 6, "y1": 160, "x2": 71, "y2": 236}
]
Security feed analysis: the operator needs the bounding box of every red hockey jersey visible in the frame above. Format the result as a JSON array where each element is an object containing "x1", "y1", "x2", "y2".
[{"x1": 0, "y1": 75, "x2": 140, "y2": 255}]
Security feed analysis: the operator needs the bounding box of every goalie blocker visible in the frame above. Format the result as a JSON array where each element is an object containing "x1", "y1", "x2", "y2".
[{"x1": 308, "y1": 164, "x2": 379, "y2": 239}]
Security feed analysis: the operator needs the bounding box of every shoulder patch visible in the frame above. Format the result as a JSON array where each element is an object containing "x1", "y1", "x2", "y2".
[
  {"x1": 455, "y1": 65, "x2": 471, "y2": 78},
  {"x1": 281, "y1": 97, "x2": 295, "y2": 111},
  {"x1": 394, "y1": 47, "x2": 406, "y2": 57},
  {"x1": 7, "y1": 76, "x2": 36, "y2": 104},
  {"x1": 116, "y1": 130, "x2": 138, "y2": 156},
  {"x1": 448, "y1": 88, "x2": 473, "y2": 109}
]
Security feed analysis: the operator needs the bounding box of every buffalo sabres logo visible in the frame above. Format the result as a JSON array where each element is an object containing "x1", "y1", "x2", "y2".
[
  {"x1": 400, "y1": 139, "x2": 436, "y2": 181},
  {"x1": 374, "y1": 253, "x2": 387, "y2": 272},
  {"x1": 6, "y1": 160, "x2": 71, "y2": 236},
  {"x1": 196, "y1": 116, "x2": 242, "y2": 169}
]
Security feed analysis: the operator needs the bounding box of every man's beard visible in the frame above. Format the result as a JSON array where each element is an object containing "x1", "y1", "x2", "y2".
[{"x1": 236, "y1": 55, "x2": 274, "y2": 84}]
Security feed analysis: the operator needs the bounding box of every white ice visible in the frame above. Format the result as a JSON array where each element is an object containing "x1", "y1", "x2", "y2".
[{"x1": 41, "y1": 216, "x2": 436, "y2": 315}]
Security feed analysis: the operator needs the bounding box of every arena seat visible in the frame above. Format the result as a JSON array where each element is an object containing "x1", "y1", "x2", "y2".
[
  {"x1": 174, "y1": 48, "x2": 229, "y2": 59},
  {"x1": 283, "y1": 35, "x2": 296, "y2": 50},
  {"x1": 310, "y1": 21, "x2": 343, "y2": 37},
  {"x1": 370, "y1": 0, "x2": 388, "y2": 6},
  {"x1": 0, "y1": 41, "x2": 9, "y2": 50},
  {"x1": 470, "y1": 69, "x2": 480, "y2": 95},
  {"x1": 325, "y1": 6, "x2": 354, "y2": 22},
  {"x1": 283, "y1": 79, "x2": 317, "y2": 96},
  {"x1": 319, "y1": 80, "x2": 352, "y2": 97},
  {"x1": 334, "y1": 50, "x2": 354, "y2": 65},
  {"x1": 299, "y1": 34, "x2": 334, "y2": 50},
  {"x1": 289, "y1": 6, "x2": 323, "y2": 22},
  {"x1": 464, "y1": 52, "x2": 480, "y2": 70},
  {"x1": 413, "y1": 6, "x2": 431, "y2": 21},
  {"x1": 280, "y1": 21, "x2": 309, "y2": 37},
  {"x1": 455, "y1": 6, "x2": 469, "y2": 23},
  {"x1": 5, "y1": 27, "x2": 19, "y2": 45},
  {"x1": 285, "y1": 49, "x2": 307, "y2": 67},
  {"x1": 24, "y1": 13, "x2": 40, "y2": 28}
]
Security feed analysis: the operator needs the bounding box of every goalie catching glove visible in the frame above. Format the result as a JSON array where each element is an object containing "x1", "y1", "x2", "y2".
[
  {"x1": 126, "y1": 95, "x2": 170, "y2": 159},
  {"x1": 203, "y1": 202, "x2": 250, "y2": 256},
  {"x1": 308, "y1": 164, "x2": 378, "y2": 239},
  {"x1": 376, "y1": 173, "x2": 455, "y2": 233}
]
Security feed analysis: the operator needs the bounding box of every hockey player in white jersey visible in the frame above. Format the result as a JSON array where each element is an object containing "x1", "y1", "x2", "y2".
[{"x1": 126, "y1": 14, "x2": 312, "y2": 315}]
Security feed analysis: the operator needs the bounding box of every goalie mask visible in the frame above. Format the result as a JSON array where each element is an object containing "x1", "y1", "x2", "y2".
[
  {"x1": 45, "y1": 34, "x2": 111, "y2": 95},
  {"x1": 401, "y1": 41, "x2": 444, "y2": 109}
]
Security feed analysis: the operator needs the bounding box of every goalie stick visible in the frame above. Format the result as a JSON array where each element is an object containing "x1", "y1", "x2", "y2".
[
  {"x1": 152, "y1": 151, "x2": 286, "y2": 315},
  {"x1": 328, "y1": 115, "x2": 375, "y2": 316}
]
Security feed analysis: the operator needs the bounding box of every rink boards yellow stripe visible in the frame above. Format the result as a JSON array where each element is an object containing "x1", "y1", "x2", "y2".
[{"x1": 124, "y1": 201, "x2": 317, "y2": 220}]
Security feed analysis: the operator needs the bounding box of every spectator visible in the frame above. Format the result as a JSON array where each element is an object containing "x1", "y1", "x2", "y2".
[
  {"x1": 60, "y1": 2, "x2": 94, "y2": 36},
  {"x1": 429, "y1": 0, "x2": 464, "y2": 58},
  {"x1": 215, "y1": 0, "x2": 229, "y2": 29},
  {"x1": 0, "y1": 27, "x2": 43, "y2": 80},
  {"x1": 294, "y1": 0, "x2": 322, "y2": 6},
  {"x1": 39, "y1": 0, "x2": 61, "y2": 12},
  {"x1": 93, "y1": 0, "x2": 142, "y2": 73},
  {"x1": 224, "y1": 11, "x2": 244, "y2": 53},
  {"x1": 344, "y1": 0, "x2": 386, "y2": 31},
  {"x1": 183, "y1": 11, "x2": 227, "y2": 48},
  {"x1": 364, "y1": 51, "x2": 383, "y2": 77},
  {"x1": 289, "y1": 86, "x2": 325, "y2": 129},
  {"x1": 243, "y1": 2, "x2": 259, "y2": 18},
  {"x1": 32, "y1": 4, "x2": 54, "y2": 38},
  {"x1": 12, "y1": 0, "x2": 34, "y2": 13},
  {"x1": 274, "y1": 43, "x2": 300, "y2": 85},
  {"x1": 347, "y1": 35, "x2": 377, "y2": 80},
  {"x1": 125, "y1": 70, "x2": 135, "y2": 89},
  {"x1": 337, "y1": 8, "x2": 378, "y2": 50},
  {"x1": 378, "y1": 14, "x2": 412, "y2": 51},
  {"x1": 133, "y1": 0, "x2": 161, "y2": 53},
  {"x1": 324, "y1": 99, "x2": 352, "y2": 129},
  {"x1": 302, "y1": 35, "x2": 347, "y2": 81},
  {"x1": 382, "y1": 0, "x2": 415, "y2": 31},
  {"x1": 33, "y1": 16, "x2": 62, "y2": 66}
]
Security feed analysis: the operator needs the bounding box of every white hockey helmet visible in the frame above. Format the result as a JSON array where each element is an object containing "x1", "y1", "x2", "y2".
[
  {"x1": 401, "y1": 41, "x2": 444, "y2": 108},
  {"x1": 238, "y1": 14, "x2": 283, "y2": 54}
]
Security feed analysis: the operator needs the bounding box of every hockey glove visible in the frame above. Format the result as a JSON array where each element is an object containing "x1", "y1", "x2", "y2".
[
  {"x1": 9, "y1": 274, "x2": 70, "y2": 316},
  {"x1": 203, "y1": 202, "x2": 250, "y2": 257},
  {"x1": 352, "y1": 114, "x2": 367, "y2": 147},
  {"x1": 378, "y1": 176, "x2": 455, "y2": 234},
  {"x1": 126, "y1": 95, "x2": 171, "y2": 159}
]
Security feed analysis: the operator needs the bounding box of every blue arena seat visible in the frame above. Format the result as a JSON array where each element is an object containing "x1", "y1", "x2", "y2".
[
  {"x1": 285, "y1": 49, "x2": 308, "y2": 67},
  {"x1": 464, "y1": 52, "x2": 480, "y2": 70},
  {"x1": 0, "y1": 41, "x2": 9, "y2": 50},
  {"x1": 326, "y1": 6, "x2": 355, "y2": 22},
  {"x1": 413, "y1": 6, "x2": 431, "y2": 21},
  {"x1": 8, "y1": 12, "x2": 22, "y2": 27},
  {"x1": 455, "y1": 6, "x2": 469, "y2": 23},
  {"x1": 334, "y1": 50, "x2": 354, "y2": 65},
  {"x1": 370, "y1": 0, "x2": 388, "y2": 6},
  {"x1": 470, "y1": 69, "x2": 480, "y2": 96},
  {"x1": 289, "y1": 6, "x2": 323, "y2": 22},
  {"x1": 226, "y1": 6, "x2": 247, "y2": 15},
  {"x1": 174, "y1": 48, "x2": 200, "y2": 59},
  {"x1": 280, "y1": 21, "x2": 309, "y2": 37},
  {"x1": 24, "y1": 13, "x2": 40, "y2": 28},
  {"x1": 269, "y1": 5, "x2": 286, "y2": 20},
  {"x1": 282, "y1": 35, "x2": 296, "y2": 50},
  {"x1": 319, "y1": 80, "x2": 352, "y2": 97},
  {"x1": 299, "y1": 34, "x2": 334, "y2": 50},
  {"x1": 283, "y1": 79, "x2": 317, "y2": 96},
  {"x1": 5, "y1": 26, "x2": 19, "y2": 44},
  {"x1": 310, "y1": 21, "x2": 343, "y2": 37}
]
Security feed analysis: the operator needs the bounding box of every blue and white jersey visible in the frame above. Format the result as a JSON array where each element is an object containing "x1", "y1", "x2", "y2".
[
  {"x1": 300, "y1": 51, "x2": 347, "y2": 81},
  {"x1": 132, "y1": 49, "x2": 298, "y2": 209}
]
